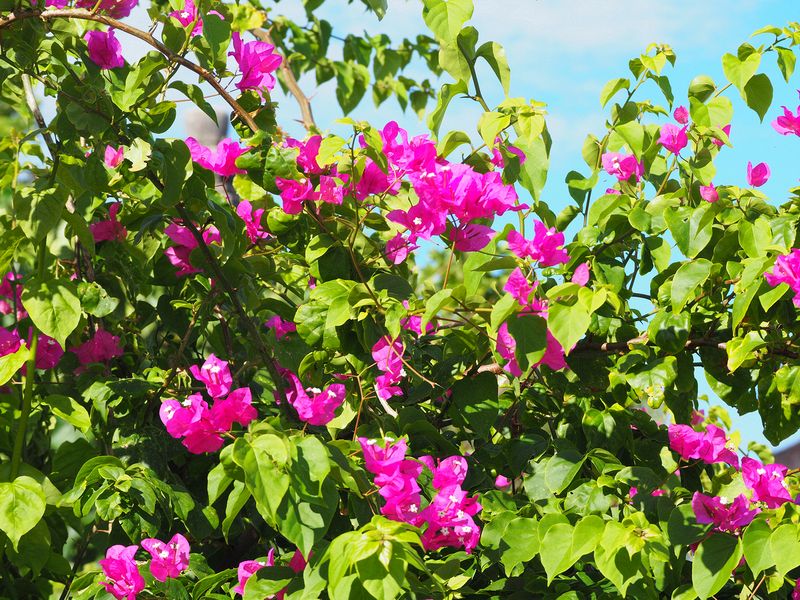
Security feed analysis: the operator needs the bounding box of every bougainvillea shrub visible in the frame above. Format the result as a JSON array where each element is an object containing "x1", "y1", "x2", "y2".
[{"x1": 3, "y1": 0, "x2": 800, "y2": 597}]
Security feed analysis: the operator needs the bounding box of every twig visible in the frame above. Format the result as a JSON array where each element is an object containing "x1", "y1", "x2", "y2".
[{"x1": 254, "y1": 27, "x2": 316, "y2": 131}]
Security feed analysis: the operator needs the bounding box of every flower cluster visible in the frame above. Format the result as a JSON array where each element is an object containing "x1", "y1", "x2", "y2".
[
  {"x1": 371, "y1": 335, "x2": 405, "y2": 402},
  {"x1": 234, "y1": 548, "x2": 307, "y2": 597},
  {"x1": 0, "y1": 272, "x2": 25, "y2": 319},
  {"x1": 100, "y1": 534, "x2": 189, "y2": 599},
  {"x1": 265, "y1": 315, "x2": 296, "y2": 339},
  {"x1": 236, "y1": 200, "x2": 270, "y2": 244},
  {"x1": 765, "y1": 248, "x2": 800, "y2": 307},
  {"x1": 771, "y1": 91, "x2": 800, "y2": 136},
  {"x1": 164, "y1": 221, "x2": 221, "y2": 277},
  {"x1": 85, "y1": 29, "x2": 125, "y2": 70},
  {"x1": 276, "y1": 122, "x2": 525, "y2": 262},
  {"x1": 669, "y1": 423, "x2": 796, "y2": 536},
  {"x1": 281, "y1": 369, "x2": 346, "y2": 426},
  {"x1": 159, "y1": 355, "x2": 257, "y2": 453},
  {"x1": 359, "y1": 437, "x2": 482, "y2": 553}
]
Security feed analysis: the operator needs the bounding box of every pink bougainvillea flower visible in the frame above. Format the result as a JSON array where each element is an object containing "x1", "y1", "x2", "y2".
[
  {"x1": 354, "y1": 159, "x2": 401, "y2": 201},
  {"x1": 673, "y1": 105, "x2": 689, "y2": 125},
  {"x1": 699, "y1": 183, "x2": 718, "y2": 203},
  {"x1": 572, "y1": 262, "x2": 590, "y2": 286},
  {"x1": 605, "y1": 188, "x2": 622, "y2": 195},
  {"x1": 0, "y1": 327, "x2": 21, "y2": 357},
  {"x1": 99, "y1": 545, "x2": 145, "y2": 600},
  {"x1": 691, "y1": 492, "x2": 758, "y2": 533},
  {"x1": 793, "y1": 579, "x2": 800, "y2": 600},
  {"x1": 419, "y1": 455, "x2": 468, "y2": 489},
  {"x1": 265, "y1": 315, "x2": 296, "y2": 339},
  {"x1": 385, "y1": 232, "x2": 418, "y2": 265},
  {"x1": 233, "y1": 551, "x2": 273, "y2": 596},
  {"x1": 371, "y1": 336, "x2": 405, "y2": 401},
  {"x1": 765, "y1": 249, "x2": 800, "y2": 307},
  {"x1": 659, "y1": 123, "x2": 688, "y2": 154},
  {"x1": 772, "y1": 103, "x2": 800, "y2": 136},
  {"x1": 746, "y1": 161, "x2": 770, "y2": 187},
  {"x1": 601, "y1": 152, "x2": 643, "y2": 182},
  {"x1": 495, "y1": 474, "x2": 511, "y2": 489},
  {"x1": 497, "y1": 308, "x2": 567, "y2": 376},
  {"x1": 210, "y1": 387, "x2": 258, "y2": 431},
  {"x1": 450, "y1": 223, "x2": 495, "y2": 252},
  {"x1": 315, "y1": 174, "x2": 347, "y2": 205},
  {"x1": 85, "y1": 29, "x2": 125, "y2": 70},
  {"x1": 712, "y1": 124, "x2": 732, "y2": 147},
  {"x1": 275, "y1": 177, "x2": 313, "y2": 215},
  {"x1": 189, "y1": 354, "x2": 232, "y2": 399},
  {"x1": 506, "y1": 221, "x2": 569, "y2": 266},
  {"x1": 691, "y1": 409, "x2": 706, "y2": 425},
  {"x1": 667, "y1": 423, "x2": 739, "y2": 467},
  {"x1": 399, "y1": 300, "x2": 434, "y2": 336},
  {"x1": 233, "y1": 547, "x2": 305, "y2": 597},
  {"x1": 490, "y1": 138, "x2": 526, "y2": 169},
  {"x1": 285, "y1": 135, "x2": 323, "y2": 174},
  {"x1": 420, "y1": 483, "x2": 482, "y2": 553},
  {"x1": 159, "y1": 394, "x2": 225, "y2": 453},
  {"x1": 742, "y1": 457, "x2": 794, "y2": 508},
  {"x1": 34, "y1": 333, "x2": 63, "y2": 369},
  {"x1": 236, "y1": 200, "x2": 270, "y2": 243},
  {"x1": 185, "y1": 137, "x2": 249, "y2": 177},
  {"x1": 0, "y1": 272, "x2": 25, "y2": 319},
  {"x1": 283, "y1": 370, "x2": 346, "y2": 426},
  {"x1": 141, "y1": 533, "x2": 190, "y2": 582},
  {"x1": 71, "y1": 329, "x2": 123, "y2": 365},
  {"x1": 104, "y1": 145, "x2": 124, "y2": 168},
  {"x1": 504, "y1": 267, "x2": 535, "y2": 306},
  {"x1": 45, "y1": 0, "x2": 69, "y2": 7},
  {"x1": 168, "y1": 0, "x2": 221, "y2": 36},
  {"x1": 75, "y1": 0, "x2": 138, "y2": 18},
  {"x1": 91, "y1": 202, "x2": 127, "y2": 243},
  {"x1": 229, "y1": 32, "x2": 283, "y2": 95},
  {"x1": 164, "y1": 222, "x2": 221, "y2": 277}
]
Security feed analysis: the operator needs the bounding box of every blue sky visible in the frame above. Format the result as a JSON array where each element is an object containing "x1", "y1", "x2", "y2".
[
  {"x1": 71, "y1": 0, "x2": 800, "y2": 448},
  {"x1": 263, "y1": 0, "x2": 800, "y2": 449}
]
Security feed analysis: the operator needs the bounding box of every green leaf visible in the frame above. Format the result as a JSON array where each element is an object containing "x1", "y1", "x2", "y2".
[
  {"x1": 688, "y1": 75, "x2": 716, "y2": 102},
  {"x1": 45, "y1": 395, "x2": 91, "y2": 432},
  {"x1": 548, "y1": 292, "x2": 592, "y2": 355},
  {"x1": 689, "y1": 96, "x2": 733, "y2": 128},
  {"x1": 540, "y1": 523, "x2": 575, "y2": 583},
  {"x1": 476, "y1": 41, "x2": 511, "y2": 95},
  {"x1": 422, "y1": 0, "x2": 474, "y2": 44},
  {"x1": 169, "y1": 81, "x2": 218, "y2": 124},
  {"x1": 664, "y1": 204, "x2": 714, "y2": 258},
  {"x1": 237, "y1": 435, "x2": 291, "y2": 522},
  {"x1": 478, "y1": 111, "x2": 511, "y2": 148},
  {"x1": 742, "y1": 518, "x2": 774, "y2": 575},
  {"x1": 692, "y1": 533, "x2": 741, "y2": 599},
  {"x1": 507, "y1": 314, "x2": 547, "y2": 371},
  {"x1": 769, "y1": 523, "x2": 800, "y2": 576},
  {"x1": 335, "y1": 63, "x2": 370, "y2": 115},
  {"x1": 545, "y1": 447, "x2": 585, "y2": 494},
  {"x1": 449, "y1": 371, "x2": 499, "y2": 437},
  {"x1": 436, "y1": 130, "x2": 472, "y2": 158},
  {"x1": 726, "y1": 331, "x2": 766, "y2": 372},
  {"x1": 721, "y1": 51, "x2": 761, "y2": 94},
  {"x1": 743, "y1": 73, "x2": 773, "y2": 121},
  {"x1": 14, "y1": 188, "x2": 64, "y2": 242},
  {"x1": 777, "y1": 47, "x2": 796, "y2": 83},
  {"x1": 600, "y1": 77, "x2": 630, "y2": 107},
  {"x1": 648, "y1": 311, "x2": 691, "y2": 354},
  {"x1": 0, "y1": 476, "x2": 46, "y2": 551},
  {"x1": 427, "y1": 81, "x2": 467, "y2": 137},
  {"x1": 671, "y1": 259, "x2": 712, "y2": 313},
  {"x1": 363, "y1": 0, "x2": 387, "y2": 19},
  {"x1": 77, "y1": 281, "x2": 119, "y2": 318},
  {"x1": 21, "y1": 277, "x2": 82, "y2": 348},
  {"x1": 0, "y1": 344, "x2": 29, "y2": 386},
  {"x1": 0, "y1": 227, "x2": 26, "y2": 274},
  {"x1": 200, "y1": 13, "x2": 231, "y2": 71}
]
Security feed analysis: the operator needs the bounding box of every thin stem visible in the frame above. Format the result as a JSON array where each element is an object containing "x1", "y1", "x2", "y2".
[{"x1": 10, "y1": 240, "x2": 46, "y2": 478}]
